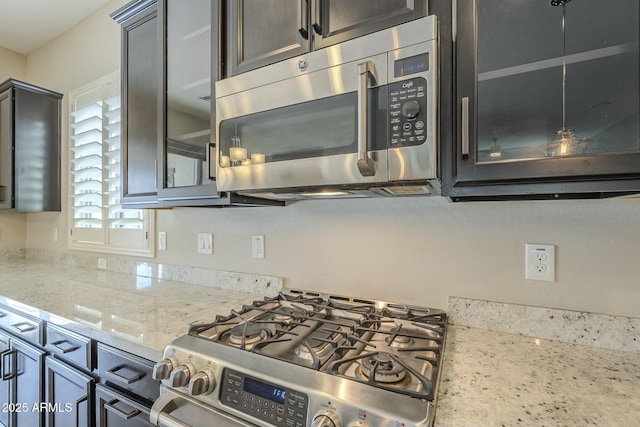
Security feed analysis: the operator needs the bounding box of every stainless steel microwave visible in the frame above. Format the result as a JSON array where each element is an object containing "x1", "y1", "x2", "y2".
[{"x1": 214, "y1": 15, "x2": 439, "y2": 200}]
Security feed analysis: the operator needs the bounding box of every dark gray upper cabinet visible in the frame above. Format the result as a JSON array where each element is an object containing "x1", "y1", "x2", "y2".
[
  {"x1": 111, "y1": 0, "x2": 160, "y2": 208},
  {"x1": 114, "y1": 0, "x2": 282, "y2": 208},
  {"x1": 441, "y1": 0, "x2": 640, "y2": 200},
  {"x1": 157, "y1": 0, "x2": 221, "y2": 204},
  {"x1": 225, "y1": 0, "x2": 427, "y2": 77},
  {"x1": 0, "y1": 79, "x2": 62, "y2": 212}
]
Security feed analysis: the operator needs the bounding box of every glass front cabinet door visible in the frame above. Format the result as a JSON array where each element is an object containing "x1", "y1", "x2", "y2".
[
  {"x1": 444, "y1": 0, "x2": 640, "y2": 200},
  {"x1": 158, "y1": 0, "x2": 220, "y2": 205}
]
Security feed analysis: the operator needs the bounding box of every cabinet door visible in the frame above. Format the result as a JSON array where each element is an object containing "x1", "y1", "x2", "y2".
[
  {"x1": 95, "y1": 385, "x2": 153, "y2": 427},
  {"x1": 120, "y1": 3, "x2": 160, "y2": 207},
  {"x1": 226, "y1": 0, "x2": 311, "y2": 76},
  {"x1": 0, "y1": 331, "x2": 10, "y2": 427},
  {"x1": 0, "y1": 89, "x2": 12, "y2": 210},
  {"x1": 313, "y1": 0, "x2": 427, "y2": 48},
  {"x1": 45, "y1": 357, "x2": 94, "y2": 427},
  {"x1": 11, "y1": 339, "x2": 45, "y2": 427},
  {"x1": 13, "y1": 86, "x2": 61, "y2": 212},
  {"x1": 158, "y1": 0, "x2": 219, "y2": 202},
  {"x1": 447, "y1": 0, "x2": 640, "y2": 199}
]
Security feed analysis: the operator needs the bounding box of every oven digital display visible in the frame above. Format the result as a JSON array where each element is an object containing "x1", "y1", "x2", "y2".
[
  {"x1": 244, "y1": 377, "x2": 286, "y2": 404},
  {"x1": 394, "y1": 53, "x2": 429, "y2": 77}
]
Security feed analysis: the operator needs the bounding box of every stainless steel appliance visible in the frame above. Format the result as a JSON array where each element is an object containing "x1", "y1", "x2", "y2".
[
  {"x1": 214, "y1": 16, "x2": 439, "y2": 200},
  {"x1": 149, "y1": 289, "x2": 446, "y2": 427}
]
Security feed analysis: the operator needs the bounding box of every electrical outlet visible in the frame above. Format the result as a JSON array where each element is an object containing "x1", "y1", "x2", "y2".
[
  {"x1": 525, "y1": 244, "x2": 555, "y2": 282},
  {"x1": 252, "y1": 235, "x2": 265, "y2": 259},
  {"x1": 158, "y1": 232, "x2": 167, "y2": 251},
  {"x1": 197, "y1": 233, "x2": 213, "y2": 254},
  {"x1": 98, "y1": 258, "x2": 107, "y2": 270}
]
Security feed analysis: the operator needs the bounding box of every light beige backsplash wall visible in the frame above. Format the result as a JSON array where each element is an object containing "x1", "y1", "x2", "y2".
[{"x1": 12, "y1": 0, "x2": 640, "y2": 319}]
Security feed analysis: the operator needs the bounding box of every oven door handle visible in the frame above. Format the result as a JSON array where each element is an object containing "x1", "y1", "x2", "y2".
[
  {"x1": 357, "y1": 60, "x2": 378, "y2": 177},
  {"x1": 150, "y1": 393, "x2": 191, "y2": 427}
]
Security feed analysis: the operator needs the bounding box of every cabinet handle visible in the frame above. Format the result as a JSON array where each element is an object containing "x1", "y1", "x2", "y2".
[
  {"x1": 104, "y1": 365, "x2": 143, "y2": 385},
  {"x1": 48, "y1": 339, "x2": 80, "y2": 354},
  {"x1": 0, "y1": 310, "x2": 6, "y2": 318},
  {"x1": 461, "y1": 97, "x2": 470, "y2": 157},
  {"x1": 312, "y1": 0, "x2": 322, "y2": 34},
  {"x1": 356, "y1": 60, "x2": 378, "y2": 177},
  {"x1": 104, "y1": 398, "x2": 141, "y2": 420},
  {"x1": 298, "y1": 0, "x2": 309, "y2": 39},
  {"x1": 11, "y1": 322, "x2": 36, "y2": 334},
  {"x1": 1, "y1": 349, "x2": 16, "y2": 380}
]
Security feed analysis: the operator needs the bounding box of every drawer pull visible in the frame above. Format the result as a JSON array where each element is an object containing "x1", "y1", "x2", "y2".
[
  {"x1": 11, "y1": 322, "x2": 36, "y2": 333},
  {"x1": 0, "y1": 311, "x2": 6, "y2": 318},
  {"x1": 104, "y1": 399, "x2": 141, "y2": 420},
  {"x1": 104, "y1": 365, "x2": 143, "y2": 385},
  {"x1": 48, "y1": 339, "x2": 81, "y2": 354},
  {"x1": 1, "y1": 349, "x2": 16, "y2": 380}
]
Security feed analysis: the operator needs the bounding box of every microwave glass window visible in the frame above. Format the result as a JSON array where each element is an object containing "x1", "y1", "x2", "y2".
[
  {"x1": 219, "y1": 93, "x2": 358, "y2": 165},
  {"x1": 475, "y1": 0, "x2": 639, "y2": 164}
]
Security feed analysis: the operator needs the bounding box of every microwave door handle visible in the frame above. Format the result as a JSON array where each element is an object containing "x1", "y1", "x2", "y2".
[{"x1": 357, "y1": 61, "x2": 377, "y2": 177}]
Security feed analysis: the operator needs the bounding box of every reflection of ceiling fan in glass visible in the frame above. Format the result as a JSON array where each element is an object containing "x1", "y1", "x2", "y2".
[{"x1": 542, "y1": 0, "x2": 592, "y2": 157}]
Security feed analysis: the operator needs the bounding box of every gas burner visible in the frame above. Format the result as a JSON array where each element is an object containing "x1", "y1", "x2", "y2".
[
  {"x1": 272, "y1": 306, "x2": 302, "y2": 322},
  {"x1": 227, "y1": 323, "x2": 270, "y2": 348},
  {"x1": 385, "y1": 334, "x2": 414, "y2": 349},
  {"x1": 358, "y1": 353, "x2": 408, "y2": 384}
]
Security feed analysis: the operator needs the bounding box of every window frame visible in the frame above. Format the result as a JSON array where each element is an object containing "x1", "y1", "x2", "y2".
[{"x1": 67, "y1": 71, "x2": 155, "y2": 257}]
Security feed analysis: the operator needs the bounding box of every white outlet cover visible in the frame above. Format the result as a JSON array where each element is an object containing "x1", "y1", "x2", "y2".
[
  {"x1": 252, "y1": 235, "x2": 265, "y2": 259},
  {"x1": 198, "y1": 233, "x2": 213, "y2": 254},
  {"x1": 158, "y1": 232, "x2": 167, "y2": 251},
  {"x1": 525, "y1": 244, "x2": 555, "y2": 282}
]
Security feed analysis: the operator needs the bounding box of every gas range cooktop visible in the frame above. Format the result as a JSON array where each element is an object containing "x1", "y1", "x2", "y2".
[{"x1": 151, "y1": 289, "x2": 447, "y2": 427}]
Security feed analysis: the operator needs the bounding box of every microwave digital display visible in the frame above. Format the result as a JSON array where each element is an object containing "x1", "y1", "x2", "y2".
[{"x1": 394, "y1": 53, "x2": 429, "y2": 78}]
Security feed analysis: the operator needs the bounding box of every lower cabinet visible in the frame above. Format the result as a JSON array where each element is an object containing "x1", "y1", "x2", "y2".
[
  {"x1": 0, "y1": 329, "x2": 46, "y2": 427},
  {"x1": 94, "y1": 343, "x2": 158, "y2": 427},
  {"x1": 44, "y1": 356, "x2": 94, "y2": 427},
  {"x1": 95, "y1": 384, "x2": 153, "y2": 427},
  {"x1": 0, "y1": 306, "x2": 159, "y2": 427}
]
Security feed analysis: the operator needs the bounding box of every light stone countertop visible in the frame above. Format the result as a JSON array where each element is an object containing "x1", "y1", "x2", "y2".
[
  {"x1": 0, "y1": 259, "x2": 282, "y2": 361},
  {"x1": 1, "y1": 259, "x2": 639, "y2": 426},
  {"x1": 435, "y1": 325, "x2": 640, "y2": 427}
]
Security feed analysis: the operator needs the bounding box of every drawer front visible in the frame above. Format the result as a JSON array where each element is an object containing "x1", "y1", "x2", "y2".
[
  {"x1": 45, "y1": 323, "x2": 94, "y2": 371},
  {"x1": 0, "y1": 304, "x2": 44, "y2": 346},
  {"x1": 96, "y1": 384, "x2": 153, "y2": 427},
  {"x1": 96, "y1": 343, "x2": 159, "y2": 403}
]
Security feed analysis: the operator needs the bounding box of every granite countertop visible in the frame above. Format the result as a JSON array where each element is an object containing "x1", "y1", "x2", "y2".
[
  {"x1": 435, "y1": 325, "x2": 640, "y2": 427},
  {"x1": 1, "y1": 259, "x2": 639, "y2": 426},
  {"x1": 0, "y1": 259, "x2": 281, "y2": 361}
]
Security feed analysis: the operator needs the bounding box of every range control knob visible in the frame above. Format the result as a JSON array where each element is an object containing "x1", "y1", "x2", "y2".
[
  {"x1": 401, "y1": 100, "x2": 421, "y2": 119},
  {"x1": 187, "y1": 368, "x2": 216, "y2": 396},
  {"x1": 311, "y1": 410, "x2": 342, "y2": 427},
  {"x1": 152, "y1": 356, "x2": 178, "y2": 380},
  {"x1": 346, "y1": 421, "x2": 370, "y2": 427},
  {"x1": 169, "y1": 362, "x2": 196, "y2": 388}
]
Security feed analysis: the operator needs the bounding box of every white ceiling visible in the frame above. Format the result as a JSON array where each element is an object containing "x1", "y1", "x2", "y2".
[{"x1": 0, "y1": 0, "x2": 112, "y2": 55}]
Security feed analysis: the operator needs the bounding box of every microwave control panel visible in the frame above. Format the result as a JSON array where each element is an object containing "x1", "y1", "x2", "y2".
[{"x1": 389, "y1": 77, "x2": 428, "y2": 147}]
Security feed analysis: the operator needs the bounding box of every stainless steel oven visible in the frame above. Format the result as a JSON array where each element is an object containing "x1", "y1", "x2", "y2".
[
  {"x1": 149, "y1": 289, "x2": 446, "y2": 427},
  {"x1": 214, "y1": 15, "x2": 439, "y2": 200}
]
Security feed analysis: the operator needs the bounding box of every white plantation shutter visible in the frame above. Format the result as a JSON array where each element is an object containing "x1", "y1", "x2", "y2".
[{"x1": 69, "y1": 72, "x2": 154, "y2": 256}]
